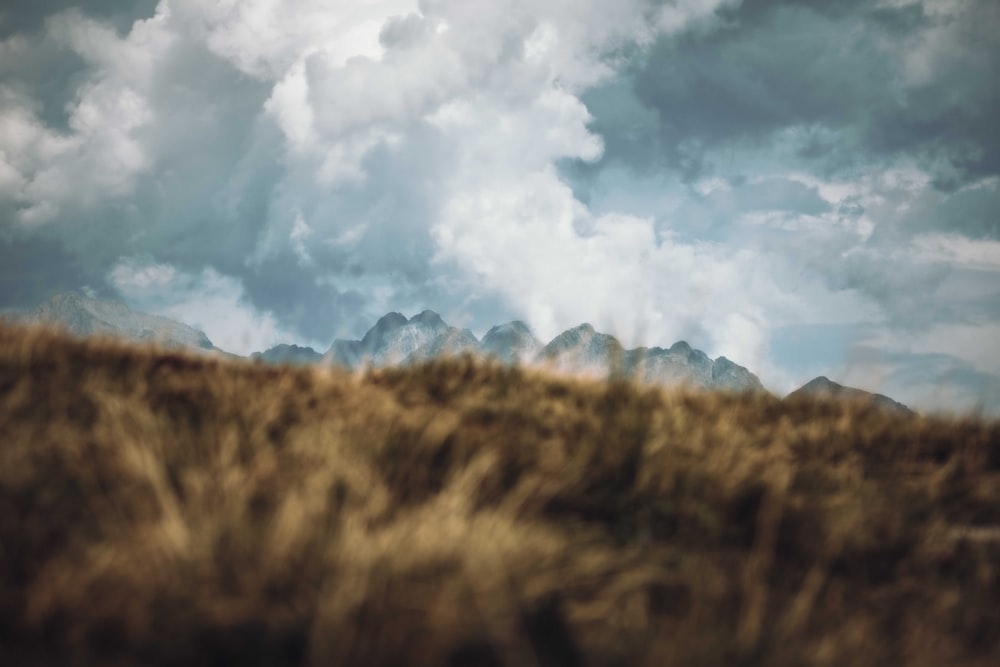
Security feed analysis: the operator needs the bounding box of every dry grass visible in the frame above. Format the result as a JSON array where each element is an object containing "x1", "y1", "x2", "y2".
[{"x1": 1, "y1": 322, "x2": 998, "y2": 666}]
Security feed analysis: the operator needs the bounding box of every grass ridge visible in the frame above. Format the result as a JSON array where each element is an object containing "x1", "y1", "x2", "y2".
[{"x1": 1, "y1": 323, "x2": 998, "y2": 666}]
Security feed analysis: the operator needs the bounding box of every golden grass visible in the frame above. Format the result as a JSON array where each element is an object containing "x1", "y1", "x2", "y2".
[{"x1": 1, "y1": 322, "x2": 998, "y2": 666}]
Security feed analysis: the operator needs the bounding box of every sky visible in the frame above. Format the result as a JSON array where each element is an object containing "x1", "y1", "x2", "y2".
[{"x1": 1, "y1": 0, "x2": 999, "y2": 414}]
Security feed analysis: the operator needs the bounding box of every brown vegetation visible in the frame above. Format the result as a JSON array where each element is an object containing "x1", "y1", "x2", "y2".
[{"x1": 1, "y1": 323, "x2": 999, "y2": 666}]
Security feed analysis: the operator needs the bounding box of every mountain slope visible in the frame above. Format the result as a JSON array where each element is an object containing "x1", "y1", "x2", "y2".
[
  {"x1": 4, "y1": 291, "x2": 217, "y2": 352},
  {"x1": 787, "y1": 376, "x2": 914, "y2": 415},
  {"x1": 406, "y1": 326, "x2": 479, "y2": 364},
  {"x1": 626, "y1": 342, "x2": 714, "y2": 387},
  {"x1": 541, "y1": 327, "x2": 765, "y2": 393}
]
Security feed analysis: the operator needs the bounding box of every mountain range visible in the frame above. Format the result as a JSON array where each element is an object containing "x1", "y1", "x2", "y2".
[
  {"x1": 314, "y1": 311, "x2": 765, "y2": 393},
  {"x1": 3, "y1": 291, "x2": 913, "y2": 410}
]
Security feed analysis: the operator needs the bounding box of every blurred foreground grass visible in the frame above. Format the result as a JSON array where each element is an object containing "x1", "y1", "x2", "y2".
[{"x1": 1, "y1": 323, "x2": 999, "y2": 666}]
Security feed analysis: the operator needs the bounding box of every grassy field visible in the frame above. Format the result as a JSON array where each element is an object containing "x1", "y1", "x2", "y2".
[{"x1": 1, "y1": 323, "x2": 998, "y2": 666}]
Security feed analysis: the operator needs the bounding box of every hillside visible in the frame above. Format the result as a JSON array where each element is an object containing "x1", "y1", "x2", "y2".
[
  {"x1": 789, "y1": 376, "x2": 914, "y2": 416},
  {"x1": 251, "y1": 344, "x2": 324, "y2": 366},
  {"x1": 1, "y1": 323, "x2": 999, "y2": 666}
]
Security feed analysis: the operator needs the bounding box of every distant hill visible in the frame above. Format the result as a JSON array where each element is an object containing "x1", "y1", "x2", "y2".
[
  {"x1": 787, "y1": 376, "x2": 914, "y2": 415},
  {"x1": 251, "y1": 344, "x2": 323, "y2": 366},
  {"x1": 3, "y1": 291, "x2": 217, "y2": 352}
]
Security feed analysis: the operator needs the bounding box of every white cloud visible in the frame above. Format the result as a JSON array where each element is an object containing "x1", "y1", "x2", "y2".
[
  {"x1": 433, "y1": 164, "x2": 809, "y2": 384},
  {"x1": 861, "y1": 321, "x2": 1000, "y2": 377},
  {"x1": 0, "y1": 149, "x2": 26, "y2": 199},
  {"x1": 289, "y1": 211, "x2": 315, "y2": 267},
  {"x1": 109, "y1": 258, "x2": 178, "y2": 290},
  {"x1": 109, "y1": 257, "x2": 308, "y2": 355},
  {"x1": 0, "y1": 8, "x2": 175, "y2": 226},
  {"x1": 176, "y1": 0, "x2": 878, "y2": 389},
  {"x1": 248, "y1": 0, "x2": 738, "y2": 188},
  {"x1": 908, "y1": 233, "x2": 1000, "y2": 270},
  {"x1": 169, "y1": 0, "x2": 412, "y2": 79},
  {"x1": 232, "y1": 0, "x2": 763, "y2": 361}
]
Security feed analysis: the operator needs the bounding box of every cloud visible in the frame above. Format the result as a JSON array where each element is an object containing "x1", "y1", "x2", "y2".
[
  {"x1": 589, "y1": 0, "x2": 1000, "y2": 188},
  {"x1": 0, "y1": 0, "x2": 998, "y2": 413},
  {"x1": 0, "y1": 0, "x2": 159, "y2": 38},
  {"x1": 0, "y1": 8, "x2": 175, "y2": 227},
  {"x1": 109, "y1": 256, "x2": 303, "y2": 354},
  {"x1": 838, "y1": 345, "x2": 1000, "y2": 418},
  {"x1": 0, "y1": 235, "x2": 98, "y2": 308}
]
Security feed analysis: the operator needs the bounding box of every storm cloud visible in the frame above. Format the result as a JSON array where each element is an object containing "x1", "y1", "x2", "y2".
[{"x1": 1, "y1": 0, "x2": 998, "y2": 413}]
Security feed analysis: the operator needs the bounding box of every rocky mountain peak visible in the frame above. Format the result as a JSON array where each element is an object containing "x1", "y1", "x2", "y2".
[
  {"x1": 483, "y1": 320, "x2": 533, "y2": 338},
  {"x1": 329, "y1": 308, "x2": 469, "y2": 368},
  {"x1": 481, "y1": 321, "x2": 541, "y2": 364},
  {"x1": 377, "y1": 312, "x2": 408, "y2": 328},
  {"x1": 409, "y1": 310, "x2": 446, "y2": 328},
  {"x1": 798, "y1": 376, "x2": 836, "y2": 391},
  {"x1": 363, "y1": 311, "x2": 406, "y2": 337},
  {"x1": 541, "y1": 323, "x2": 603, "y2": 353}
]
